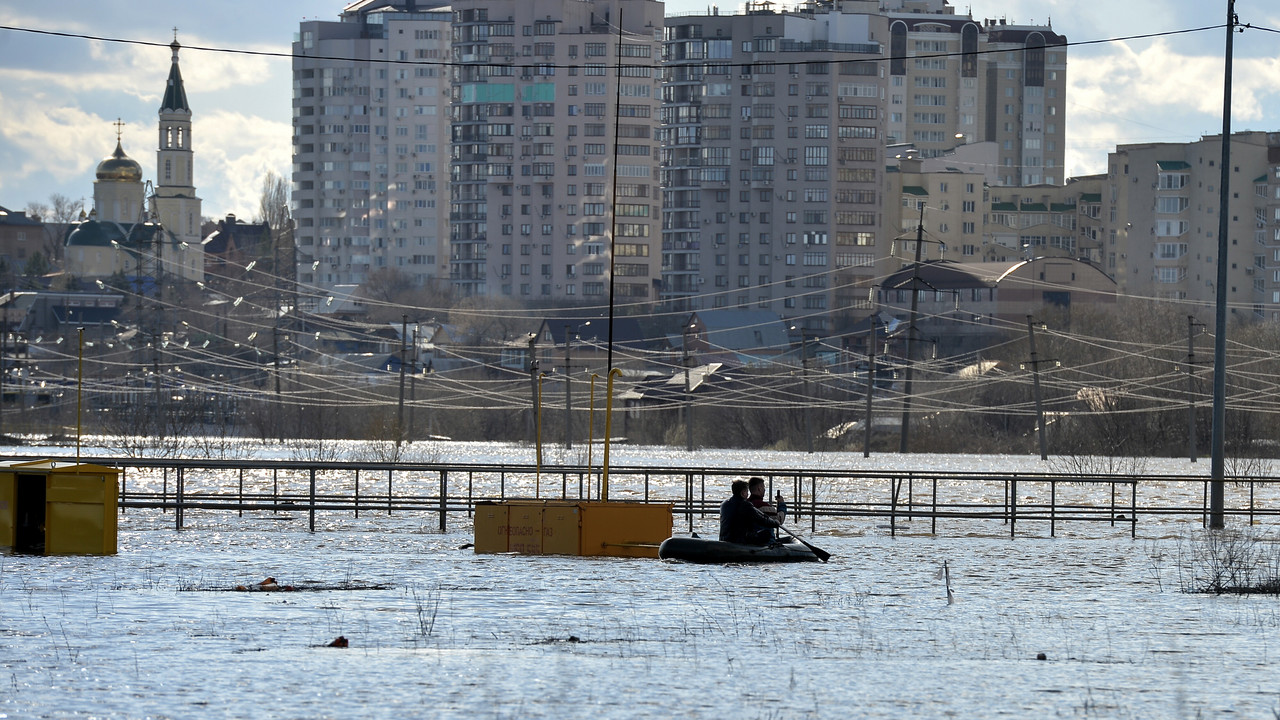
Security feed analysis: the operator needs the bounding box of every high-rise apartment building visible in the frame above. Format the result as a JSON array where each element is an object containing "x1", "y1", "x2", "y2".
[
  {"x1": 292, "y1": 1, "x2": 454, "y2": 293},
  {"x1": 882, "y1": 0, "x2": 1066, "y2": 186},
  {"x1": 449, "y1": 0, "x2": 665, "y2": 303},
  {"x1": 1105, "y1": 132, "x2": 1280, "y2": 322},
  {"x1": 659, "y1": 1, "x2": 887, "y2": 332}
]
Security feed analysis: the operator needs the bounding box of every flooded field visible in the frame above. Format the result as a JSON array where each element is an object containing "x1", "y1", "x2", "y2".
[{"x1": 3, "y1": 446, "x2": 1279, "y2": 717}]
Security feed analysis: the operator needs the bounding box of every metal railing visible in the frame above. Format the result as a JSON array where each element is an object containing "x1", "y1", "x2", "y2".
[{"x1": 59, "y1": 456, "x2": 1280, "y2": 538}]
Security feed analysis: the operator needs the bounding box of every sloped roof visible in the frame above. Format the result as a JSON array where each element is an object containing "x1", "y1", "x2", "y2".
[
  {"x1": 1157, "y1": 160, "x2": 1191, "y2": 171},
  {"x1": 690, "y1": 309, "x2": 791, "y2": 353},
  {"x1": 161, "y1": 46, "x2": 190, "y2": 112},
  {"x1": 65, "y1": 220, "x2": 169, "y2": 249}
]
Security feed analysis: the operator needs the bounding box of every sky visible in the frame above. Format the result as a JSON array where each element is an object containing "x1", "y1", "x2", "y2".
[{"x1": 1, "y1": 0, "x2": 1278, "y2": 223}]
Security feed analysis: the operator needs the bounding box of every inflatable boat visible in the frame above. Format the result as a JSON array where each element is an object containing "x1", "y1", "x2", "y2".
[{"x1": 657, "y1": 535, "x2": 822, "y2": 563}]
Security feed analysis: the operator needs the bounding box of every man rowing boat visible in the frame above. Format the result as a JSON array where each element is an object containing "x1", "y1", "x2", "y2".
[{"x1": 719, "y1": 479, "x2": 779, "y2": 545}]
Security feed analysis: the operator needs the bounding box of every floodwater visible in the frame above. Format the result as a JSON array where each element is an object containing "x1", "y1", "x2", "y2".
[{"x1": 3, "y1": 445, "x2": 1279, "y2": 718}]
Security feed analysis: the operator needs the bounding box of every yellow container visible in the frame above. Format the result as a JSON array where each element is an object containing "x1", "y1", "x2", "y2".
[
  {"x1": 473, "y1": 502, "x2": 509, "y2": 553},
  {"x1": 473, "y1": 500, "x2": 671, "y2": 559},
  {"x1": 0, "y1": 460, "x2": 20, "y2": 548},
  {"x1": 506, "y1": 501, "x2": 544, "y2": 554},
  {"x1": 1, "y1": 461, "x2": 120, "y2": 555},
  {"x1": 579, "y1": 502, "x2": 672, "y2": 559},
  {"x1": 541, "y1": 503, "x2": 581, "y2": 555}
]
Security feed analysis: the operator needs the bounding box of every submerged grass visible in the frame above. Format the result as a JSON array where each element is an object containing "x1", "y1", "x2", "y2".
[{"x1": 1148, "y1": 528, "x2": 1280, "y2": 595}]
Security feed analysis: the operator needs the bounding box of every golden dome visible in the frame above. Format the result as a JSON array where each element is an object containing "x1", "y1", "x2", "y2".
[{"x1": 96, "y1": 139, "x2": 143, "y2": 182}]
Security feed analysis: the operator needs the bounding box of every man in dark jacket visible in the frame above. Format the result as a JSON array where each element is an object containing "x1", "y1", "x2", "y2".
[{"x1": 719, "y1": 479, "x2": 779, "y2": 545}]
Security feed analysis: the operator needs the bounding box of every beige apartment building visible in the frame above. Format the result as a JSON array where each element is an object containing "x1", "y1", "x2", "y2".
[
  {"x1": 882, "y1": 0, "x2": 1066, "y2": 186},
  {"x1": 1106, "y1": 132, "x2": 1280, "y2": 323}
]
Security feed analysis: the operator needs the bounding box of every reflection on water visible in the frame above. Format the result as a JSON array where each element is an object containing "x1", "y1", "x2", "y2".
[{"x1": 2, "y1": 448, "x2": 1278, "y2": 718}]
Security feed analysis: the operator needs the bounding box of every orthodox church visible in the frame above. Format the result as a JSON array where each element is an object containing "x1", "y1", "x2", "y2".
[{"x1": 65, "y1": 38, "x2": 204, "y2": 283}]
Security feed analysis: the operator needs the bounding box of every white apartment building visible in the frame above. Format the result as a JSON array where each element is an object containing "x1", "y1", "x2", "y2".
[
  {"x1": 448, "y1": 0, "x2": 665, "y2": 303},
  {"x1": 292, "y1": 1, "x2": 454, "y2": 294}
]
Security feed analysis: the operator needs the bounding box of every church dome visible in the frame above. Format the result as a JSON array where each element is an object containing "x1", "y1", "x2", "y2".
[{"x1": 96, "y1": 140, "x2": 143, "y2": 182}]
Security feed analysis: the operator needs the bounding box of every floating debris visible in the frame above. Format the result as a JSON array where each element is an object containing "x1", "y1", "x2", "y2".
[
  {"x1": 190, "y1": 577, "x2": 394, "y2": 593},
  {"x1": 327, "y1": 636, "x2": 349, "y2": 648}
]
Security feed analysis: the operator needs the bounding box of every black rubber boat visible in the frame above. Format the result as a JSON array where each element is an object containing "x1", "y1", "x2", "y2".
[{"x1": 658, "y1": 536, "x2": 821, "y2": 563}]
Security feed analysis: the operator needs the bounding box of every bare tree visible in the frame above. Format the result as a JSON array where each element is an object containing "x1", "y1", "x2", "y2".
[
  {"x1": 254, "y1": 171, "x2": 291, "y2": 232},
  {"x1": 25, "y1": 193, "x2": 85, "y2": 262}
]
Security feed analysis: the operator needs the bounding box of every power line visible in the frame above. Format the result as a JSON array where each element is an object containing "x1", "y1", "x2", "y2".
[{"x1": 0, "y1": 22, "x2": 1227, "y2": 72}]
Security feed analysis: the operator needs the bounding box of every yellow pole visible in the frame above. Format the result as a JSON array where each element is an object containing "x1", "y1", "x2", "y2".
[
  {"x1": 536, "y1": 372, "x2": 545, "y2": 497},
  {"x1": 602, "y1": 368, "x2": 621, "y2": 502},
  {"x1": 588, "y1": 373, "x2": 598, "y2": 498},
  {"x1": 76, "y1": 327, "x2": 84, "y2": 464}
]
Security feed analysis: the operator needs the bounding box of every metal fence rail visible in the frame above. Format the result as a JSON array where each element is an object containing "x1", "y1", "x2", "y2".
[{"x1": 46, "y1": 456, "x2": 1276, "y2": 538}]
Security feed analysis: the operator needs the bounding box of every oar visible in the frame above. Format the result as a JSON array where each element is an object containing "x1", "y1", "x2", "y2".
[{"x1": 778, "y1": 524, "x2": 830, "y2": 562}]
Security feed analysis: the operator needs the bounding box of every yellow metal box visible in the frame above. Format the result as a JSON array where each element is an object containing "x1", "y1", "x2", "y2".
[
  {"x1": 473, "y1": 502, "x2": 509, "y2": 554},
  {"x1": 506, "y1": 502, "x2": 544, "y2": 554},
  {"x1": 2, "y1": 461, "x2": 120, "y2": 555},
  {"x1": 541, "y1": 503, "x2": 581, "y2": 555},
  {"x1": 579, "y1": 502, "x2": 672, "y2": 558}
]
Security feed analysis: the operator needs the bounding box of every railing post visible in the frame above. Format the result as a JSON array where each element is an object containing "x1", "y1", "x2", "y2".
[
  {"x1": 468, "y1": 471, "x2": 473, "y2": 517},
  {"x1": 175, "y1": 466, "x2": 183, "y2": 530},
  {"x1": 1009, "y1": 478, "x2": 1017, "y2": 538},
  {"x1": 889, "y1": 477, "x2": 898, "y2": 537},
  {"x1": 238, "y1": 468, "x2": 244, "y2": 518},
  {"x1": 931, "y1": 478, "x2": 937, "y2": 535},
  {"x1": 387, "y1": 469, "x2": 393, "y2": 515},
  {"x1": 309, "y1": 468, "x2": 316, "y2": 533},
  {"x1": 810, "y1": 475, "x2": 816, "y2": 533},
  {"x1": 1131, "y1": 481, "x2": 1138, "y2": 538},
  {"x1": 1050, "y1": 480, "x2": 1056, "y2": 537},
  {"x1": 354, "y1": 469, "x2": 361, "y2": 519},
  {"x1": 1249, "y1": 480, "x2": 1254, "y2": 526},
  {"x1": 439, "y1": 469, "x2": 447, "y2": 532}
]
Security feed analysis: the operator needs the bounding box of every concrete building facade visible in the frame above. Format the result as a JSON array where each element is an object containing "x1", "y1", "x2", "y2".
[
  {"x1": 292, "y1": 1, "x2": 454, "y2": 292},
  {"x1": 448, "y1": 0, "x2": 665, "y2": 303},
  {"x1": 658, "y1": 1, "x2": 887, "y2": 333},
  {"x1": 882, "y1": 0, "x2": 1066, "y2": 186},
  {"x1": 1105, "y1": 132, "x2": 1280, "y2": 323}
]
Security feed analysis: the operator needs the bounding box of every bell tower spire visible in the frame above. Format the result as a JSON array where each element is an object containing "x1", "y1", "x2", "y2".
[{"x1": 152, "y1": 31, "x2": 203, "y2": 281}]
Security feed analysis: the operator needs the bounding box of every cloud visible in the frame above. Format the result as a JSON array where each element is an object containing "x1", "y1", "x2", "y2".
[
  {"x1": 193, "y1": 111, "x2": 292, "y2": 219},
  {"x1": 1064, "y1": 38, "x2": 1280, "y2": 178},
  {"x1": 0, "y1": 91, "x2": 129, "y2": 190}
]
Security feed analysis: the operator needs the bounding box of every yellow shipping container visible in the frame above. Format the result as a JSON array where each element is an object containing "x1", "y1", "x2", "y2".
[{"x1": 0, "y1": 461, "x2": 119, "y2": 555}]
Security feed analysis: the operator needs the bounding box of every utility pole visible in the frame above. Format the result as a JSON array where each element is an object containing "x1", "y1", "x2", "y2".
[
  {"x1": 1187, "y1": 315, "x2": 1204, "y2": 463},
  {"x1": 1026, "y1": 316, "x2": 1048, "y2": 461},
  {"x1": 564, "y1": 323, "x2": 573, "y2": 450},
  {"x1": 1, "y1": 301, "x2": 6, "y2": 438},
  {"x1": 152, "y1": 336, "x2": 163, "y2": 442},
  {"x1": 1208, "y1": 0, "x2": 1236, "y2": 529},
  {"x1": 409, "y1": 326, "x2": 418, "y2": 442},
  {"x1": 899, "y1": 203, "x2": 925, "y2": 454},
  {"x1": 397, "y1": 314, "x2": 407, "y2": 447},
  {"x1": 802, "y1": 331, "x2": 814, "y2": 454},
  {"x1": 683, "y1": 324, "x2": 694, "y2": 452},
  {"x1": 272, "y1": 324, "x2": 283, "y2": 442},
  {"x1": 864, "y1": 318, "x2": 877, "y2": 458},
  {"x1": 527, "y1": 333, "x2": 539, "y2": 443}
]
